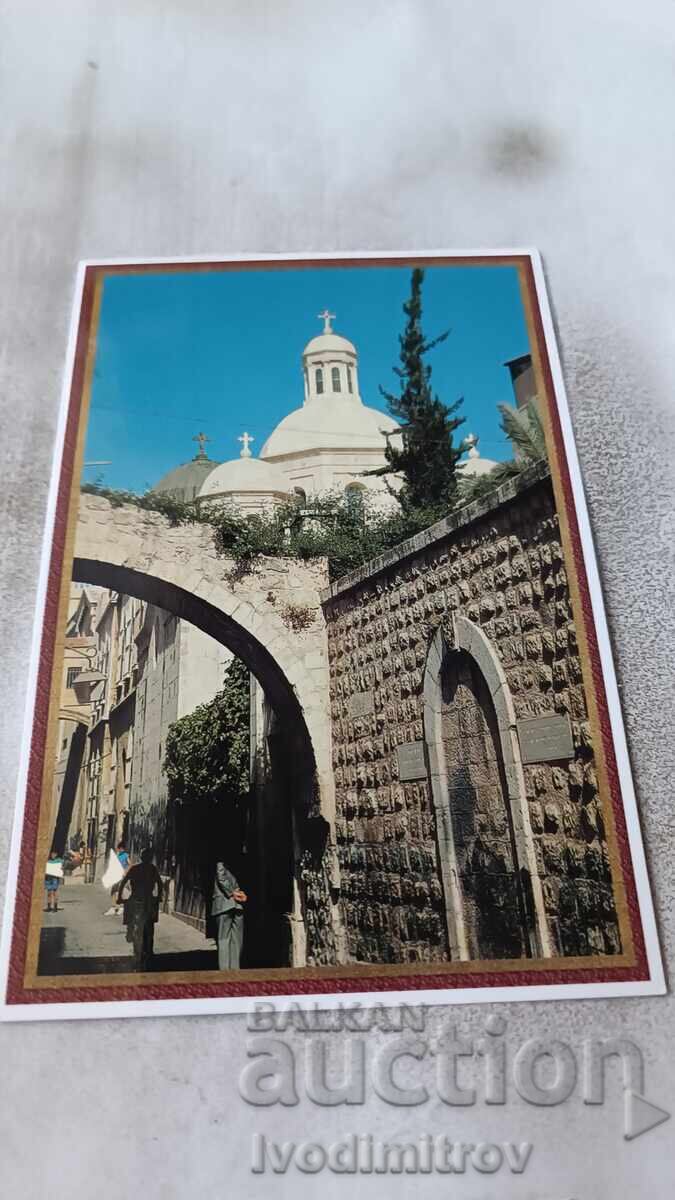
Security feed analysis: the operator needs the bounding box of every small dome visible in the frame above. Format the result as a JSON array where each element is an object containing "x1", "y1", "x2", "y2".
[
  {"x1": 458, "y1": 434, "x2": 500, "y2": 478},
  {"x1": 303, "y1": 331, "x2": 357, "y2": 358},
  {"x1": 198, "y1": 440, "x2": 291, "y2": 500},
  {"x1": 303, "y1": 310, "x2": 357, "y2": 359},
  {"x1": 153, "y1": 438, "x2": 221, "y2": 502},
  {"x1": 261, "y1": 402, "x2": 399, "y2": 458}
]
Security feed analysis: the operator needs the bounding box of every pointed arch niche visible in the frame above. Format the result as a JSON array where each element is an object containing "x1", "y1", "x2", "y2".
[{"x1": 423, "y1": 616, "x2": 551, "y2": 961}]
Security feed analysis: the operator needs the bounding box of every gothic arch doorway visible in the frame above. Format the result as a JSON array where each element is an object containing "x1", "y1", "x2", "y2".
[
  {"x1": 72, "y1": 557, "x2": 328, "y2": 969},
  {"x1": 423, "y1": 618, "x2": 550, "y2": 961}
]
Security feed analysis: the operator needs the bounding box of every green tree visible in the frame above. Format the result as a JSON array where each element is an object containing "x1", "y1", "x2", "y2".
[
  {"x1": 164, "y1": 656, "x2": 250, "y2": 806},
  {"x1": 367, "y1": 267, "x2": 467, "y2": 511}
]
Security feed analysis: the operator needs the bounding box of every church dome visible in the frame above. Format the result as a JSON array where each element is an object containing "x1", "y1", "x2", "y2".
[
  {"x1": 458, "y1": 434, "x2": 500, "y2": 477},
  {"x1": 262, "y1": 309, "x2": 400, "y2": 460},
  {"x1": 198, "y1": 435, "x2": 291, "y2": 501},
  {"x1": 302, "y1": 331, "x2": 357, "y2": 358},
  {"x1": 153, "y1": 434, "x2": 221, "y2": 502},
  {"x1": 260, "y1": 402, "x2": 399, "y2": 458}
]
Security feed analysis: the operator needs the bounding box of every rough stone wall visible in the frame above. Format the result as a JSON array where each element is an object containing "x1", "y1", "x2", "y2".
[{"x1": 324, "y1": 465, "x2": 620, "y2": 964}]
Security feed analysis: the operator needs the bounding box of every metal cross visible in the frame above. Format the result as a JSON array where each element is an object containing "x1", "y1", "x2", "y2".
[
  {"x1": 318, "y1": 309, "x2": 336, "y2": 334},
  {"x1": 193, "y1": 431, "x2": 211, "y2": 458},
  {"x1": 238, "y1": 431, "x2": 254, "y2": 457}
]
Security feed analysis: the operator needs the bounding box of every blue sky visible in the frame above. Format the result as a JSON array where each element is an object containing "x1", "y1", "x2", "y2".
[{"x1": 84, "y1": 263, "x2": 530, "y2": 493}]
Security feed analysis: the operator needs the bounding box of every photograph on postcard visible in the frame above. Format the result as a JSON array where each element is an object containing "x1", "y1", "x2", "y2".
[{"x1": 1, "y1": 253, "x2": 663, "y2": 1015}]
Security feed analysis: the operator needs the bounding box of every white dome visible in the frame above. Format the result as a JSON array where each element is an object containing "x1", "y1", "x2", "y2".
[
  {"x1": 261, "y1": 401, "x2": 400, "y2": 458},
  {"x1": 303, "y1": 331, "x2": 357, "y2": 358},
  {"x1": 457, "y1": 435, "x2": 500, "y2": 477},
  {"x1": 198, "y1": 453, "x2": 290, "y2": 499}
]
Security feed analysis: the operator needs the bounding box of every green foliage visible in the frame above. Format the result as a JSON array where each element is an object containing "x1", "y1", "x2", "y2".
[
  {"x1": 164, "y1": 657, "x2": 250, "y2": 806},
  {"x1": 211, "y1": 490, "x2": 448, "y2": 580},
  {"x1": 81, "y1": 481, "x2": 461, "y2": 582},
  {"x1": 366, "y1": 268, "x2": 467, "y2": 510},
  {"x1": 457, "y1": 459, "x2": 521, "y2": 504},
  {"x1": 497, "y1": 399, "x2": 546, "y2": 463},
  {"x1": 80, "y1": 398, "x2": 547, "y2": 585},
  {"x1": 81, "y1": 482, "x2": 205, "y2": 527},
  {"x1": 455, "y1": 400, "x2": 547, "y2": 506}
]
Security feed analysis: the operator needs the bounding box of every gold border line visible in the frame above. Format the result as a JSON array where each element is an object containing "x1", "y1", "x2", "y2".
[{"x1": 28, "y1": 950, "x2": 636, "y2": 991}]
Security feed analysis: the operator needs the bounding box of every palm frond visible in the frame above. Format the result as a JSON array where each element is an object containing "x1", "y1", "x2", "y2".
[{"x1": 498, "y1": 399, "x2": 546, "y2": 462}]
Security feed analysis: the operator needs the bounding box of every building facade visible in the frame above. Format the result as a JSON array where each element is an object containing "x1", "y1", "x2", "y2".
[
  {"x1": 49, "y1": 586, "x2": 99, "y2": 857},
  {"x1": 56, "y1": 584, "x2": 230, "y2": 890}
]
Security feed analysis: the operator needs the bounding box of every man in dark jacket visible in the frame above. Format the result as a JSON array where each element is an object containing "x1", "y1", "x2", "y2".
[{"x1": 211, "y1": 860, "x2": 247, "y2": 969}]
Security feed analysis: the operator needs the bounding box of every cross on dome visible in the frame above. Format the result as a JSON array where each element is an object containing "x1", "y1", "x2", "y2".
[
  {"x1": 192, "y1": 431, "x2": 211, "y2": 459},
  {"x1": 465, "y1": 432, "x2": 480, "y2": 458},
  {"x1": 238, "y1": 431, "x2": 254, "y2": 458},
  {"x1": 317, "y1": 309, "x2": 336, "y2": 334}
]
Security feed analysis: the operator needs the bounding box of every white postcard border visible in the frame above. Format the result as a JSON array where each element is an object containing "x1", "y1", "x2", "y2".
[{"x1": 0, "y1": 249, "x2": 665, "y2": 1022}]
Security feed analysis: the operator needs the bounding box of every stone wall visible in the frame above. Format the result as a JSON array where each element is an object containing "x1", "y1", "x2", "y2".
[{"x1": 323, "y1": 464, "x2": 620, "y2": 965}]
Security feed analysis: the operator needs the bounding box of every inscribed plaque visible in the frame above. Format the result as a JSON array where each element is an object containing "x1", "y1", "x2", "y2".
[
  {"x1": 517, "y1": 714, "x2": 574, "y2": 764},
  {"x1": 396, "y1": 741, "x2": 427, "y2": 781}
]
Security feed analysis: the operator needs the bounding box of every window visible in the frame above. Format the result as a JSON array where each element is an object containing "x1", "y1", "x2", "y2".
[
  {"x1": 331, "y1": 366, "x2": 341, "y2": 392},
  {"x1": 315, "y1": 367, "x2": 324, "y2": 394},
  {"x1": 66, "y1": 667, "x2": 80, "y2": 688},
  {"x1": 347, "y1": 365, "x2": 353, "y2": 393},
  {"x1": 345, "y1": 482, "x2": 365, "y2": 519}
]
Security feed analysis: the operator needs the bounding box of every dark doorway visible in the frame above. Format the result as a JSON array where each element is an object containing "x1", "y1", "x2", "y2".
[{"x1": 442, "y1": 651, "x2": 533, "y2": 959}]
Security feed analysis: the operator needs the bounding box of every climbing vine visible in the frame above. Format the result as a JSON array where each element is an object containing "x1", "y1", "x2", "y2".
[
  {"x1": 164, "y1": 657, "x2": 250, "y2": 806},
  {"x1": 81, "y1": 455, "x2": 538, "y2": 582}
]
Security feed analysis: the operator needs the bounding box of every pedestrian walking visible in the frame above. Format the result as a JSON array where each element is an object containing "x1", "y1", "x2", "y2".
[
  {"x1": 211, "y1": 858, "x2": 247, "y2": 970},
  {"x1": 44, "y1": 848, "x2": 64, "y2": 912},
  {"x1": 117, "y1": 848, "x2": 164, "y2": 970},
  {"x1": 110, "y1": 841, "x2": 130, "y2": 915}
]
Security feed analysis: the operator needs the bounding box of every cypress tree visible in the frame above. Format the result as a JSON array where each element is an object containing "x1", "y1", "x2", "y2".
[{"x1": 369, "y1": 268, "x2": 466, "y2": 511}]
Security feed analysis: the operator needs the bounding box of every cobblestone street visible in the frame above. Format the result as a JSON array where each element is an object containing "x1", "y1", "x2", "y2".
[{"x1": 38, "y1": 877, "x2": 218, "y2": 975}]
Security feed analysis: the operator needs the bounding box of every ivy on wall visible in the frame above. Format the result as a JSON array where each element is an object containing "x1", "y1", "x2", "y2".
[{"x1": 164, "y1": 656, "x2": 250, "y2": 808}]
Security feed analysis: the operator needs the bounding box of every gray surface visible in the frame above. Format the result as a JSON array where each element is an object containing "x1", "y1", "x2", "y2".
[{"x1": 0, "y1": 2, "x2": 674, "y2": 1196}]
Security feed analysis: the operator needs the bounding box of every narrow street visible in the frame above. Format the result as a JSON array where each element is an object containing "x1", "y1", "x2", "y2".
[{"x1": 38, "y1": 876, "x2": 218, "y2": 975}]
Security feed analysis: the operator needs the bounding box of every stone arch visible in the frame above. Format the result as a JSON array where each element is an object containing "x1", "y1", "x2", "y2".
[
  {"x1": 71, "y1": 556, "x2": 332, "y2": 968},
  {"x1": 74, "y1": 494, "x2": 334, "y2": 825},
  {"x1": 74, "y1": 557, "x2": 316, "y2": 757},
  {"x1": 70, "y1": 493, "x2": 340, "y2": 967},
  {"x1": 423, "y1": 617, "x2": 550, "y2": 960}
]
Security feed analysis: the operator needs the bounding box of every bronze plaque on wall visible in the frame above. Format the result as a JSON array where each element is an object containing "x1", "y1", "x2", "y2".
[
  {"x1": 396, "y1": 741, "x2": 427, "y2": 781},
  {"x1": 517, "y1": 714, "x2": 574, "y2": 764}
]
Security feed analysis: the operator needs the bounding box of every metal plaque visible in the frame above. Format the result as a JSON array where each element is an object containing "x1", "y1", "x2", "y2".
[
  {"x1": 396, "y1": 741, "x2": 427, "y2": 781},
  {"x1": 517, "y1": 714, "x2": 574, "y2": 764},
  {"x1": 349, "y1": 690, "x2": 374, "y2": 719}
]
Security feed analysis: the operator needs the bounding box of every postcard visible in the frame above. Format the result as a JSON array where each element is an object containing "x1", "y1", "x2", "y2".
[{"x1": 0, "y1": 251, "x2": 664, "y2": 1020}]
